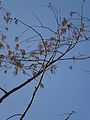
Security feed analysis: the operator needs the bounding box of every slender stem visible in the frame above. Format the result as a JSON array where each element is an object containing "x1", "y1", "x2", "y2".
[
  {"x1": 6, "y1": 114, "x2": 22, "y2": 120},
  {"x1": 0, "y1": 87, "x2": 7, "y2": 94},
  {"x1": 20, "y1": 67, "x2": 46, "y2": 120},
  {"x1": 65, "y1": 111, "x2": 76, "y2": 120}
]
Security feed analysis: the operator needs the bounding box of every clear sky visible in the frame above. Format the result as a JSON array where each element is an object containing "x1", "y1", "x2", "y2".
[{"x1": 0, "y1": 0, "x2": 90, "y2": 120}]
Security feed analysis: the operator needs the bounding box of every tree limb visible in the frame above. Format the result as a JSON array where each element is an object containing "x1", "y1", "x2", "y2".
[{"x1": 20, "y1": 64, "x2": 46, "y2": 120}]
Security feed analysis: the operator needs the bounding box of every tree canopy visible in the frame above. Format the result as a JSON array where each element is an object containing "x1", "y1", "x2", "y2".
[{"x1": 0, "y1": 0, "x2": 90, "y2": 120}]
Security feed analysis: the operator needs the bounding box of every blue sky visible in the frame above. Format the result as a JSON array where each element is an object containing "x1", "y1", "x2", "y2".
[{"x1": 0, "y1": 0, "x2": 90, "y2": 120}]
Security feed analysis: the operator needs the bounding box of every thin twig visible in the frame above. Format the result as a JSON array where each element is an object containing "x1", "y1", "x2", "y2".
[
  {"x1": 33, "y1": 25, "x2": 56, "y2": 34},
  {"x1": 20, "y1": 66, "x2": 46, "y2": 120},
  {"x1": 30, "y1": 10, "x2": 43, "y2": 26},
  {"x1": 0, "y1": 87, "x2": 7, "y2": 94},
  {"x1": 6, "y1": 114, "x2": 22, "y2": 120},
  {"x1": 65, "y1": 111, "x2": 76, "y2": 120},
  {"x1": 81, "y1": 0, "x2": 85, "y2": 24}
]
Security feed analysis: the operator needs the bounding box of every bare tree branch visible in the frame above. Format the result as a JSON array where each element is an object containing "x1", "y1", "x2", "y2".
[
  {"x1": 0, "y1": 87, "x2": 7, "y2": 94},
  {"x1": 20, "y1": 67, "x2": 46, "y2": 120},
  {"x1": 6, "y1": 114, "x2": 22, "y2": 120},
  {"x1": 0, "y1": 1, "x2": 90, "y2": 119},
  {"x1": 65, "y1": 111, "x2": 76, "y2": 120}
]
